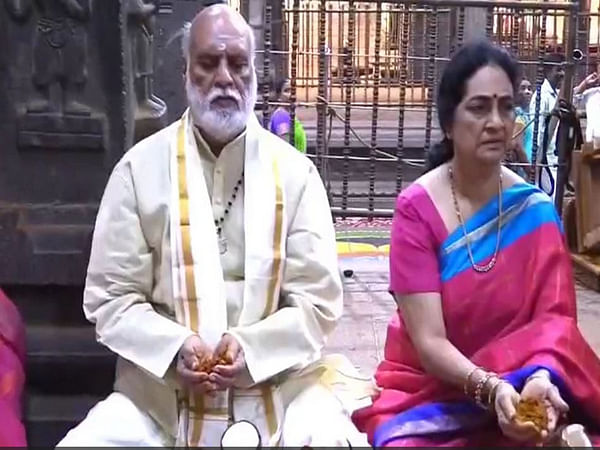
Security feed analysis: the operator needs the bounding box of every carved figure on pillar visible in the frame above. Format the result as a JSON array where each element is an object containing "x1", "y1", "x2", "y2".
[
  {"x1": 5, "y1": 0, "x2": 105, "y2": 151},
  {"x1": 126, "y1": 0, "x2": 167, "y2": 142},
  {"x1": 8, "y1": 0, "x2": 91, "y2": 115},
  {"x1": 4, "y1": 0, "x2": 29, "y2": 20}
]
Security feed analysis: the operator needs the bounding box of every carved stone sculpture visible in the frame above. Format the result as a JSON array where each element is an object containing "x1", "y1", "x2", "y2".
[
  {"x1": 9, "y1": 0, "x2": 91, "y2": 115},
  {"x1": 126, "y1": 0, "x2": 166, "y2": 143},
  {"x1": 6, "y1": 0, "x2": 105, "y2": 151}
]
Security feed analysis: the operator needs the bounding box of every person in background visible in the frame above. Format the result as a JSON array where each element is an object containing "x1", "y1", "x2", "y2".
[
  {"x1": 530, "y1": 53, "x2": 564, "y2": 199},
  {"x1": 508, "y1": 77, "x2": 534, "y2": 177},
  {"x1": 530, "y1": 57, "x2": 597, "y2": 196},
  {"x1": 573, "y1": 61, "x2": 600, "y2": 107},
  {"x1": 573, "y1": 62, "x2": 600, "y2": 147},
  {"x1": 268, "y1": 77, "x2": 307, "y2": 153}
]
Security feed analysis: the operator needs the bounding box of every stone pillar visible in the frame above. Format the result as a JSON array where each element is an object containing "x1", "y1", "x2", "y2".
[
  {"x1": 248, "y1": 0, "x2": 266, "y2": 79},
  {"x1": 271, "y1": 0, "x2": 285, "y2": 79},
  {"x1": 576, "y1": 0, "x2": 591, "y2": 82},
  {"x1": 408, "y1": 13, "x2": 425, "y2": 82},
  {"x1": 463, "y1": 7, "x2": 487, "y2": 42}
]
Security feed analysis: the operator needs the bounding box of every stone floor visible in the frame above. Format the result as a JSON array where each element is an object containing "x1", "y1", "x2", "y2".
[{"x1": 325, "y1": 255, "x2": 600, "y2": 377}]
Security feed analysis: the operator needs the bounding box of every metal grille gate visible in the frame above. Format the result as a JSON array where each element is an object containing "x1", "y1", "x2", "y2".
[{"x1": 236, "y1": 0, "x2": 598, "y2": 218}]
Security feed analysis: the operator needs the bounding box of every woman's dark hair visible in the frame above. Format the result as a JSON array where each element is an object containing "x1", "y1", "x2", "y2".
[{"x1": 425, "y1": 40, "x2": 520, "y2": 171}]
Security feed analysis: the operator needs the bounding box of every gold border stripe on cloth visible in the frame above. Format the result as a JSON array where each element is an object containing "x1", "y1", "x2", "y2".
[
  {"x1": 262, "y1": 156, "x2": 284, "y2": 319},
  {"x1": 260, "y1": 155, "x2": 284, "y2": 440},
  {"x1": 177, "y1": 118, "x2": 204, "y2": 445}
]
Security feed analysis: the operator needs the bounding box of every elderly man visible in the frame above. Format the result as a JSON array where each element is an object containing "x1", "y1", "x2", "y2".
[{"x1": 56, "y1": 4, "x2": 370, "y2": 447}]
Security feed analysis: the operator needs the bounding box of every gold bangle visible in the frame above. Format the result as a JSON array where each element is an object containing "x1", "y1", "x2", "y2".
[
  {"x1": 475, "y1": 372, "x2": 497, "y2": 407},
  {"x1": 464, "y1": 367, "x2": 484, "y2": 396},
  {"x1": 486, "y1": 376, "x2": 502, "y2": 407},
  {"x1": 488, "y1": 380, "x2": 507, "y2": 412}
]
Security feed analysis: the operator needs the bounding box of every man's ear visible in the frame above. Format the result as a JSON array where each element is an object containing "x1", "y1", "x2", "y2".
[{"x1": 182, "y1": 64, "x2": 188, "y2": 83}]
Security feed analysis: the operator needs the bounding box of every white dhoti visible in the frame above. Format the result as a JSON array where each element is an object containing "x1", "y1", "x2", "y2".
[
  {"x1": 58, "y1": 355, "x2": 372, "y2": 447},
  {"x1": 280, "y1": 383, "x2": 369, "y2": 447},
  {"x1": 57, "y1": 393, "x2": 173, "y2": 447}
]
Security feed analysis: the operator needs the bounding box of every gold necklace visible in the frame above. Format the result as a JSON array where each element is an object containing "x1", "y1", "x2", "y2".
[{"x1": 448, "y1": 166, "x2": 503, "y2": 273}]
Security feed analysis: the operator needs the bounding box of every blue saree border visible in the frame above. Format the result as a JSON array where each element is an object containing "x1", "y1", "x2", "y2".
[
  {"x1": 373, "y1": 365, "x2": 569, "y2": 447},
  {"x1": 439, "y1": 183, "x2": 562, "y2": 282}
]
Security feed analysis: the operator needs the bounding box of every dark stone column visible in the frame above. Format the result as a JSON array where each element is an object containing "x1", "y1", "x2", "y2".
[
  {"x1": 0, "y1": 1, "x2": 213, "y2": 446},
  {"x1": 464, "y1": 7, "x2": 487, "y2": 42}
]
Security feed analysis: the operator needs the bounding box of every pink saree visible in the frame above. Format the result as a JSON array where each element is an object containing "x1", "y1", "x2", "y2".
[
  {"x1": 0, "y1": 289, "x2": 26, "y2": 446},
  {"x1": 352, "y1": 182, "x2": 600, "y2": 446}
]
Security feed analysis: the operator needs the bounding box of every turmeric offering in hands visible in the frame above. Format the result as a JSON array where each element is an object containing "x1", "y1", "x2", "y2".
[
  {"x1": 215, "y1": 352, "x2": 233, "y2": 366},
  {"x1": 195, "y1": 351, "x2": 233, "y2": 373},
  {"x1": 515, "y1": 398, "x2": 548, "y2": 433}
]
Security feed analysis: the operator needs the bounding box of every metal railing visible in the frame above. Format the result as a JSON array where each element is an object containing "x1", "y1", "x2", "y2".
[{"x1": 237, "y1": 0, "x2": 597, "y2": 218}]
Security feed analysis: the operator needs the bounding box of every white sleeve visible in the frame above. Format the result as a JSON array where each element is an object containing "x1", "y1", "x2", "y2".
[{"x1": 83, "y1": 164, "x2": 194, "y2": 379}]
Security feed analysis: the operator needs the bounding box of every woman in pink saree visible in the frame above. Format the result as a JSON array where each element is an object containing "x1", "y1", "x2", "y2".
[
  {"x1": 352, "y1": 41, "x2": 600, "y2": 446},
  {"x1": 0, "y1": 288, "x2": 26, "y2": 446}
]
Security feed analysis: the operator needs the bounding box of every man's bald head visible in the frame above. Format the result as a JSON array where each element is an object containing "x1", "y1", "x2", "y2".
[
  {"x1": 181, "y1": 4, "x2": 257, "y2": 148},
  {"x1": 181, "y1": 4, "x2": 255, "y2": 66}
]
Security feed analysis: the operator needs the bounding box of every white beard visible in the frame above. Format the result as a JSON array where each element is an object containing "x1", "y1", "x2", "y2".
[{"x1": 186, "y1": 75, "x2": 257, "y2": 144}]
